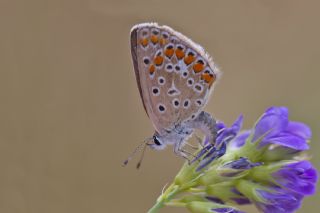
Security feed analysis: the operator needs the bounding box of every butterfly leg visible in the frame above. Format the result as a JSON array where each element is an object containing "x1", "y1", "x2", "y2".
[
  {"x1": 194, "y1": 134, "x2": 204, "y2": 148},
  {"x1": 174, "y1": 140, "x2": 195, "y2": 163},
  {"x1": 184, "y1": 142, "x2": 198, "y2": 150}
]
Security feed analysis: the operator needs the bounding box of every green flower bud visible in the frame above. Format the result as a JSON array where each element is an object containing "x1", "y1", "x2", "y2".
[{"x1": 236, "y1": 180, "x2": 266, "y2": 203}]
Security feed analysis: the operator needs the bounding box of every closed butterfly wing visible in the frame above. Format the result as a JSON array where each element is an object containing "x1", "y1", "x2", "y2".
[{"x1": 130, "y1": 23, "x2": 220, "y2": 135}]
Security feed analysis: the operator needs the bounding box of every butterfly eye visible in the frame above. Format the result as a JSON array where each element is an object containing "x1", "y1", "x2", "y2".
[{"x1": 153, "y1": 135, "x2": 162, "y2": 146}]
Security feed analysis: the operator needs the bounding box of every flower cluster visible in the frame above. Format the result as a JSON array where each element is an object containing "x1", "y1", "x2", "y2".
[{"x1": 148, "y1": 107, "x2": 317, "y2": 213}]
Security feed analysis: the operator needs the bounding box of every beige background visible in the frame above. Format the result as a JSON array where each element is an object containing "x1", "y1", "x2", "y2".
[{"x1": 0, "y1": 0, "x2": 319, "y2": 212}]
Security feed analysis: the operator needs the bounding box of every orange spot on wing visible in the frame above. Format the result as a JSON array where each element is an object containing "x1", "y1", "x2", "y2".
[
  {"x1": 165, "y1": 48, "x2": 174, "y2": 58},
  {"x1": 193, "y1": 63, "x2": 204, "y2": 73},
  {"x1": 149, "y1": 64, "x2": 155, "y2": 74},
  {"x1": 150, "y1": 35, "x2": 158, "y2": 44},
  {"x1": 154, "y1": 56, "x2": 164, "y2": 66},
  {"x1": 159, "y1": 38, "x2": 167, "y2": 45},
  {"x1": 140, "y1": 38, "x2": 148, "y2": 47},
  {"x1": 201, "y1": 73, "x2": 216, "y2": 87},
  {"x1": 184, "y1": 55, "x2": 195, "y2": 65},
  {"x1": 175, "y1": 48, "x2": 185, "y2": 60}
]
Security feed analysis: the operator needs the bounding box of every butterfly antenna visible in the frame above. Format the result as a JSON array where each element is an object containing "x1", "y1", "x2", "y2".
[
  {"x1": 136, "y1": 142, "x2": 148, "y2": 169},
  {"x1": 122, "y1": 137, "x2": 151, "y2": 167}
]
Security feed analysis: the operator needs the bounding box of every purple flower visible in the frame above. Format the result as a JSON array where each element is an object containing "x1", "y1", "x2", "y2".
[
  {"x1": 231, "y1": 197, "x2": 251, "y2": 205},
  {"x1": 253, "y1": 107, "x2": 310, "y2": 150},
  {"x1": 216, "y1": 121, "x2": 227, "y2": 131},
  {"x1": 216, "y1": 115, "x2": 243, "y2": 147},
  {"x1": 206, "y1": 196, "x2": 224, "y2": 204},
  {"x1": 212, "y1": 207, "x2": 245, "y2": 213},
  {"x1": 223, "y1": 157, "x2": 262, "y2": 170},
  {"x1": 151, "y1": 106, "x2": 317, "y2": 213},
  {"x1": 196, "y1": 116, "x2": 243, "y2": 170},
  {"x1": 255, "y1": 187, "x2": 303, "y2": 213},
  {"x1": 229, "y1": 130, "x2": 250, "y2": 149},
  {"x1": 229, "y1": 188, "x2": 252, "y2": 205},
  {"x1": 272, "y1": 161, "x2": 318, "y2": 195}
]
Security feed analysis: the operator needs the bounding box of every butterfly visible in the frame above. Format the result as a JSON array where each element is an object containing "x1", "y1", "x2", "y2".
[{"x1": 125, "y1": 23, "x2": 222, "y2": 168}]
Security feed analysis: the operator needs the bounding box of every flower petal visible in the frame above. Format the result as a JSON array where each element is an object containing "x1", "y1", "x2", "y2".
[
  {"x1": 253, "y1": 107, "x2": 288, "y2": 142},
  {"x1": 216, "y1": 121, "x2": 227, "y2": 131},
  {"x1": 231, "y1": 197, "x2": 251, "y2": 205},
  {"x1": 285, "y1": 161, "x2": 318, "y2": 183},
  {"x1": 256, "y1": 188, "x2": 303, "y2": 213},
  {"x1": 265, "y1": 106, "x2": 289, "y2": 117},
  {"x1": 260, "y1": 133, "x2": 309, "y2": 150},
  {"x1": 286, "y1": 121, "x2": 312, "y2": 140},
  {"x1": 216, "y1": 115, "x2": 243, "y2": 146},
  {"x1": 223, "y1": 157, "x2": 262, "y2": 170},
  {"x1": 273, "y1": 161, "x2": 318, "y2": 195},
  {"x1": 229, "y1": 130, "x2": 250, "y2": 149},
  {"x1": 212, "y1": 207, "x2": 245, "y2": 213}
]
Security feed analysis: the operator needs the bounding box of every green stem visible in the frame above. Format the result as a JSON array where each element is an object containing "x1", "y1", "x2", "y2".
[
  {"x1": 166, "y1": 200, "x2": 187, "y2": 207},
  {"x1": 147, "y1": 184, "x2": 180, "y2": 213},
  {"x1": 147, "y1": 199, "x2": 165, "y2": 213}
]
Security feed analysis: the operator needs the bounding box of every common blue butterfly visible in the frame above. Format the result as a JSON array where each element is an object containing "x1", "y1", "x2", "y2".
[{"x1": 125, "y1": 23, "x2": 221, "y2": 168}]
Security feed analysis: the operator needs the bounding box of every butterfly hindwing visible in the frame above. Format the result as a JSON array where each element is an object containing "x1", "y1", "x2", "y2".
[{"x1": 130, "y1": 23, "x2": 220, "y2": 135}]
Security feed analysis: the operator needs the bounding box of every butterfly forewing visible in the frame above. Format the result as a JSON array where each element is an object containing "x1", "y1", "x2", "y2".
[{"x1": 131, "y1": 23, "x2": 220, "y2": 135}]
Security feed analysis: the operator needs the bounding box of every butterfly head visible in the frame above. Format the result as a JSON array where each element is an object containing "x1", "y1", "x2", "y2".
[{"x1": 149, "y1": 133, "x2": 167, "y2": 150}]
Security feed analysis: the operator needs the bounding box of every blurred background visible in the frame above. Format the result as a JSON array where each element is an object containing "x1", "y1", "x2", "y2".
[{"x1": 0, "y1": 0, "x2": 319, "y2": 212}]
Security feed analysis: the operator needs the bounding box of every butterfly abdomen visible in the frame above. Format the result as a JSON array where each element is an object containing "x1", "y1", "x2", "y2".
[{"x1": 186, "y1": 111, "x2": 217, "y2": 145}]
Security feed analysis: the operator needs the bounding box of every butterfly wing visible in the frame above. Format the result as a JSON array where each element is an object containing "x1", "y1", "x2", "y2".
[{"x1": 130, "y1": 23, "x2": 220, "y2": 135}]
